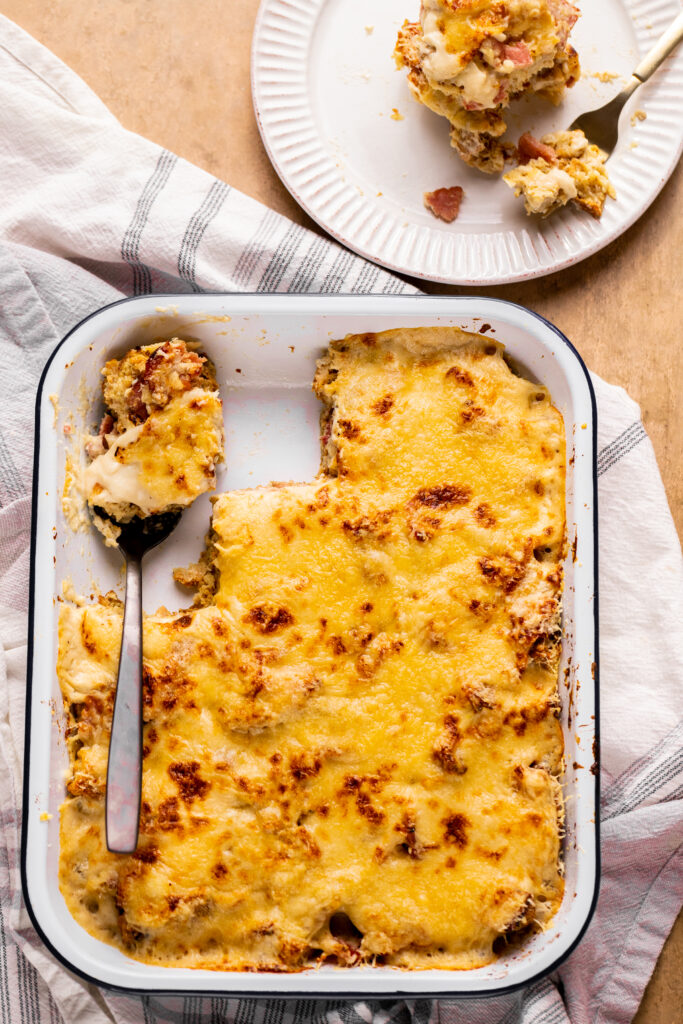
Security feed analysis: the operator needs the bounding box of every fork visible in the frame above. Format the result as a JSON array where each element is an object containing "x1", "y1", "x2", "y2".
[
  {"x1": 99, "y1": 508, "x2": 182, "y2": 854},
  {"x1": 570, "y1": 11, "x2": 683, "y2": 158}
]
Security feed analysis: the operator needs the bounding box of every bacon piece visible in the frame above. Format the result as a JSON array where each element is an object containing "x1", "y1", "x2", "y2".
[
  {"x1": 546, "y1": 0, "x2": 580, "y2": 46},
  {"x1": 423, "y1": 186, "x2": 464, "y2": 224},
  {"x1": 85, "y1": 413, "x2": 115, "y2": 458},
  {"x1": 487, "y1": 38, "x2": 533, "y2": 68},
  {"x1": 126, "y1": 378, "x2": 149, "y2": 423},
  {"x1": 503, "y1": 40, "x2": 532, "y2": 66},
  {"x1": 517, "y1": 133, "x2": 558, "y2": 165},
  {"x1": 99, "y1": 413, "x2": 114, "y2": 439}
]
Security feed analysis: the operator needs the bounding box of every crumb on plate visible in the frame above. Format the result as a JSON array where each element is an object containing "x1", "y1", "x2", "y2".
[{"x1": 424, "y1": 186, "x2": 464, "y2": 223}]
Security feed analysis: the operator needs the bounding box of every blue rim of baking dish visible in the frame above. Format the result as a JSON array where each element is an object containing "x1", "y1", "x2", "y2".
[{"x1": 22, "y1": 293, "x2": 600, "y2": 998}]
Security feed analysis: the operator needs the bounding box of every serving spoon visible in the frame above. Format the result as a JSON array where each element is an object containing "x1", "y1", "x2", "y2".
[
  {"x1": 570, "y1": 11, "x2": 683, "y2": 158},
  {"x1": 99, "y1": 508, "x2": 182, "y2": 854}
]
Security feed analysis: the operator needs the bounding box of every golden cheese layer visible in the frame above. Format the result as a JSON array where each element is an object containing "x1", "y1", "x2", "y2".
[{"x1": 58, "y1": 327, "x2": 566, "y2": 971}]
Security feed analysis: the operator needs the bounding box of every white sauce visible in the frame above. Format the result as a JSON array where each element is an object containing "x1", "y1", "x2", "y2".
[
  {"x1": 420, "y1": 0, "x2": 500, "y2": 107},
  {"x1": 421, "y1": 5, "x2": 464, "y2": 81},
  {"x1": 83, "y1": 423, "x2": 160, "y2": 513},
  {"x1": 454, "y1": 62, "x2": 501, "y2": 107},
  {"x1": 521, "y1": 166, "x2": 578, "y2": 214},
  {"x1": 540, "y1": 166, "x2": 577, "y2": 198}
]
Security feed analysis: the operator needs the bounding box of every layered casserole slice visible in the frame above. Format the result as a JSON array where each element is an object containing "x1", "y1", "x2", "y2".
[
  {"x1": 58, "y1": 327, "x2": 566, "y2": 971},
  {"x1": 394, "y1": 0, "x2": 581, "y2": 173},
  {"x1": 82, "y1": 338, "x2": 224, "y2": 524}
]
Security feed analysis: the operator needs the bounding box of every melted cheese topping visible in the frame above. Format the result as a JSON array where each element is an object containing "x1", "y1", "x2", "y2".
[
  {"x1": 84, "y1": 388, "x2": 223, "y2": 520},
  {"x1": 58, "y1": 327, "x2": 566, "y2": 971}
]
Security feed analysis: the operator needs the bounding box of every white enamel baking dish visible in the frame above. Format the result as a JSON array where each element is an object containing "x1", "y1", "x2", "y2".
[{"x1": 23, "y1": 294, "x2": 599, "y2": 998}]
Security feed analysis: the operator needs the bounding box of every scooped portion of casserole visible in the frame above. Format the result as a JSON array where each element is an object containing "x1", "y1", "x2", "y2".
[
  {"x1": 504, "y1": 129, "x2": 616, "y2": 217},
  {"x1": 58, "y1": 327, "x2": 566, "y2": 971},
  {"x1": 83, "y1": 338, "x2": 224, "y2": 524},
  {"x1": 394, "y1": 0, "x2": 580, "y2": 173}
]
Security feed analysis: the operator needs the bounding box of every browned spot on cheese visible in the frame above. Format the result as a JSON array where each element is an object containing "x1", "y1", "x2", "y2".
[
  {"x1": 371, "y1": 394, "x2": 394, "y2": 415},
  {"x1": 342, "y1": 774, "x2": 386, "y2": 825},
  {"x1": 411, "y1": 484, "x2": 471, "y2": 509},
  {"x1": 356, "y1": 793, "x2": 384, "y2": 825},
  {"x1": 342, "y1": 509, "x2": 393, "y2": 540},
  {"x1": 445, "y1": 366, "x2": 474, "y2": 386},
  {"x1": 474, "y1": 503, "x2": 496, "y2": 528},
  {"x1": 327, "y1": 635, "x2": 347, "y2": 655},
  {"x1": 460, "y1": 400, "x2": 485, "y2": 424},
  {"x1": 479, "y1": 552, "x2": 528, "y2": 593},
  {"x1": 212, "y1": 862, "x2": 228, "y2": 879},
  {"x1": 168, "y1": 761, "x2": 210, "y2": 803},
  {"x1": 132, "y1": 845, "x2": 159, "y2": 864},
  {"x1": 443, "y1": 813, "x2": 470, "y2": 848},
  {"x1": 338, "y1": 419, "x2": 362, "y2": 440},
  {"x1": 290, "y1": 752, "x2": 322, "y2": 782},
  {"x1": 211, "y1": 618, "x2": 227, "y2": 637},
  {"x1": 478, "y1": 846, "x2": 505, "y2": 861},
  {"x1": 432, "y1": 713, "x2": 467, "y2": 774},
  {"x1": 245, "y1": 603, "x2": 294, "y2": 634},
  {"x1": 157, "y1": 796, "x2": 182, "y2": 831}
]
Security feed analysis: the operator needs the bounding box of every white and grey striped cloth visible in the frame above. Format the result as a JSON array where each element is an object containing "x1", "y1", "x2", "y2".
[{"x1": 0, "y1": 15, "x2": 681, "y2": 1024}]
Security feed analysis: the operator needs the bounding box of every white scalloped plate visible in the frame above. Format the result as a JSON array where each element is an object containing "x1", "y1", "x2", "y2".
[{"x1": 252, "y1": 0, "x2": 683, "y2": 285}]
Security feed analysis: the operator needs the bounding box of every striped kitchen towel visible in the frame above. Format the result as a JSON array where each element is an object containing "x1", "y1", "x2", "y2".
[{"x1": 0, "y1": 14, "x2": 681, "y2": 1024}]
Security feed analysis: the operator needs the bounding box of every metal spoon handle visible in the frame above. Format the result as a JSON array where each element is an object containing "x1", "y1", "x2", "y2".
[
  {"x1": 633, "y1": 10, "x2": 683, "y2": 84},
  {"x1": 106, "y1": 554, "x2": 143, "y2": 853}
]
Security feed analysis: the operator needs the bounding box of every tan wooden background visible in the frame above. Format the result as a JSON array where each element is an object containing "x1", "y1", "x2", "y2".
[{"x1": 2, "y1": 1, "x2": 681, "y2": 1018}]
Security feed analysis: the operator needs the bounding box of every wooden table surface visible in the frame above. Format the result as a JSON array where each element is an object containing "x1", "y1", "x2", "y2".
[{"x1": 3, "y1": 1, "x2": 681, "y2": 1019}]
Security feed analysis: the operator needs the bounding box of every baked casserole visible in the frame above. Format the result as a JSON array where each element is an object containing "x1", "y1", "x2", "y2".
[{"x1": 58, "y1": 327, "x2": 566, "y2": 971}]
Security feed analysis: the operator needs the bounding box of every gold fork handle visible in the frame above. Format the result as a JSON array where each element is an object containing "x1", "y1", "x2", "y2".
[{"x1": 633, "y1": 10, "x2": 683, "y2": 84}]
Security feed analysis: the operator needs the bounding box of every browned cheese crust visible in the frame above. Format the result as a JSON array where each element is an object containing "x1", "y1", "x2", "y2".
[{"x1": 58, "y1": 327, "x2": 566, "y2": 971}]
